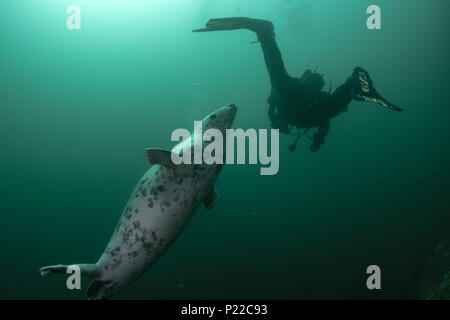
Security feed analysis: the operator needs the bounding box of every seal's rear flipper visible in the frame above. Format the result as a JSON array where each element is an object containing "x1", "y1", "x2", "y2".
[
  {"x1": 203, "y1": 189, "x2": 219, "y2": 210},
  {"x1": 87, "y1": 280, "x2": 114, "y2": 300},
  {"x1": 39, "y1": 263, "x2": 100, "y2": 279},
  {"x1": 352, "y1": 67, "x2": 404, "y2": 112}
]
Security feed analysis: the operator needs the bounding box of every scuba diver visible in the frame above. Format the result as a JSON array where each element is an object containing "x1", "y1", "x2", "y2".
[{"x1": 193, "y1": 17, "x2": 403, "y2": 152}]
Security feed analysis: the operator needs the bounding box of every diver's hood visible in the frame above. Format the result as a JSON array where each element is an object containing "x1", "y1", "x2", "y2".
[{"x1": 299, "y1": 70, "x2": 325, "y2": 91}]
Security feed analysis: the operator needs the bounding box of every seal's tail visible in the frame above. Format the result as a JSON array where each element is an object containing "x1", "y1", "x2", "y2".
[
  {"x1": 40, "y1": 263, "x2": 100, "y2": 279},
  {"x1": 40, "y1": 264, "x2": 115, "y2": 299}
]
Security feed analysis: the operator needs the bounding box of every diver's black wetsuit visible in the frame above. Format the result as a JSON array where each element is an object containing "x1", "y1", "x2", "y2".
[
  {"x1": 259, "y1": 27, "x2": 352, "y2": 149},
  {"x1": 193, "y1": 17, "x2": 403, "y2": 151}
]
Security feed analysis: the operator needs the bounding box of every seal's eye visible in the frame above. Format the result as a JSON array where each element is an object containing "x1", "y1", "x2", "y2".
[{"x1": 210, "y1": 114, "x2": 216, "y2": 119}]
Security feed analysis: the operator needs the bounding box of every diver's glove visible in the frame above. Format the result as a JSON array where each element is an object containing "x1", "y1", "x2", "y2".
[{"x1": 310, "y1": 134, "x2": 325, "y2": 152}]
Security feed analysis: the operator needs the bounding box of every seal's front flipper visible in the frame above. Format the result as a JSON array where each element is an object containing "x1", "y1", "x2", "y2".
[
  {"x1": 39, "y1": 263, "x2": 100, "y2": 279},
  {"x1": 203, "y1": 189, "x2": 219, "y2": 210},
  {"x1": 352, "y1": 67, "x2": 404, "y2": 112},
  {"x1": 145, "y1": 148, "x2": 176, "y2": 169}
]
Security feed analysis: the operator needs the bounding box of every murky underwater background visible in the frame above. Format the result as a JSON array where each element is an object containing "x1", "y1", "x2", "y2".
[{"x1": 0, "y1": 0, "x2": 449, "y2": 299}]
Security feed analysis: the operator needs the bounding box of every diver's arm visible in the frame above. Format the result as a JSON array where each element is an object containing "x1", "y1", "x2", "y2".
[
  {"x1": 316, "y1": 118, "x2": 330, "y2": 142},
  {"x1": 310, "y1": 118, "x2": 330, "y2": 152},
  {"x1": 268, "y1": 103, "x2": 290, "y2": 134}
]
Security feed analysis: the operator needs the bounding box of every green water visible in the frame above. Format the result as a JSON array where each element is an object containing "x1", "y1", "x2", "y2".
[{"x1": 1, "y1": 0, "x2": 449, "y2": 299}]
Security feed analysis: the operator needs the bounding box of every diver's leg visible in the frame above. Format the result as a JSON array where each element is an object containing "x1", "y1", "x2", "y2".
[
  {"x1": 193, "y1": 17, "x2": 292, "y2": 90},
  {"x1": 324, "y1": 79, "x2": 354, "y2": 118},
  {"x1": 255, "y1": 24, "x2": 291, "y2": 89}
]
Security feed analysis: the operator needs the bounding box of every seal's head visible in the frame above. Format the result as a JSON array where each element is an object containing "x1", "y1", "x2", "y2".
[{"x1": 202, "y1": 104, "x2": 237, "y2": 133}]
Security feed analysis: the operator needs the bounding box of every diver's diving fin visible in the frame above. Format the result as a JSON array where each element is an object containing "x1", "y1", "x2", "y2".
[
  {"x1": 352, "y1": 67, "x2": 403, "y2": 112},
  {"x1": 193, "y1": 17, "x2": 251, "y2": 32},
  {"x1": 193, "y1": 17, "x2": 274, "y2": 34}
]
